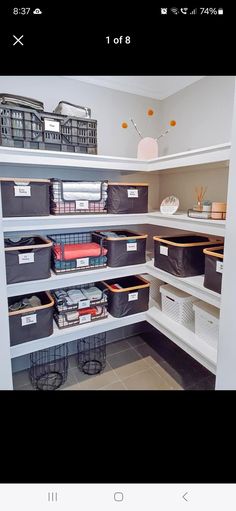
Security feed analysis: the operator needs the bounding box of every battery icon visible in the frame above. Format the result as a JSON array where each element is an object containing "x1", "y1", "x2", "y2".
[{"x1": 218, "y1": 7, "x2": 223, "y2": 14}]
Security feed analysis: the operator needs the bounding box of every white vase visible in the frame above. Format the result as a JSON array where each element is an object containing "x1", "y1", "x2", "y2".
[{"x1": 137, "y1": 137, "x2": 158, "y2": 159}]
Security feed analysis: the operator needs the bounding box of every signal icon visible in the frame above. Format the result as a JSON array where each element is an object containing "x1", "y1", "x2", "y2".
[{"x1": 190, "y1": 8, "x2": 197, "y2": 14}]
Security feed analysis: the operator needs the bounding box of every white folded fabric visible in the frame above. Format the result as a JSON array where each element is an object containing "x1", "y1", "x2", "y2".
[{"x1": 62, "y1": 181, "x2": 102, "y2": 201}]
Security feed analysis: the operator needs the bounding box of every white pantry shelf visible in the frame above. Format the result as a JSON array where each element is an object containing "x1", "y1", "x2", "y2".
[
  {"x1": 147, "y1": 211, "x2": 226, "y2": 237},
  {"x1": 3, "y1": 211, "x2": 226, "y2": 236},
  {"x1": 10, "y1": 311, "x2": 147, "y2": 358},
  {"x1": 146, "y1": 304, "x2": 217, "y2": 374},
  {"x1": 0, "y1": 142, "x2": 230, "y2": 173},
  {"x1": 146, "y1": 260, "x2": 221, "y2": 308},
  {"x1": 2, "y1": 213, "x2": 148, "y2": 232},
  {"x1": 7, "y1": 263, "x2": 147, "y2": 297}
]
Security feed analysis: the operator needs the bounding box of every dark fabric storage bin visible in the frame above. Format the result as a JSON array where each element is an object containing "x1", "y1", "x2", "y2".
[
  {"x1": 107, "y1": 182, "x2": 148, "y2": 214},
  {"x1": 203, "y1": 245, "x2": 224, "y2": 294},
  {"x1": 102, "y1": 275, "x2": 150, "y2": 318},
  {"x1": 50, "y1": 179, "x2": 108, "y2": 215},
  {"x1": 4, "y1": 235, "x2": 52, "y2": 284},
  {"x1": 8, "y1": 291, "x2": 54, "y2": 346},
  {"x1": 93, "y1": 230, "x2": 147, "y2": 267},
  {"x1": 48, "y1": 231, "x2": 107, "y2": 274},
  {"x1": 0, "y1": 177, "x2": 50, "y2": 217},
  {"x1": 153, "y1": 235, "x2": 223, "y2": 277}
]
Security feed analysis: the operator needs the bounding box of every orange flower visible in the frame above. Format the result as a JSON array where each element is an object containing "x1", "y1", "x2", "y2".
[
  {"x1": 169, "y1": 120, "x2": 176, "y2": 127},
  {"x1": 121, "y1": 122, "x2": 128, "y2": 129},
  {"x1": 147, "y1": 108, "x2": 154, "y2": 116}
]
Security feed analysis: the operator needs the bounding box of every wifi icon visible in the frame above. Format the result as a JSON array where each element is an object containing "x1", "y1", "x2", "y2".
[{"x1": 170, "y1": 7, "x2": 179, "y2": 14}]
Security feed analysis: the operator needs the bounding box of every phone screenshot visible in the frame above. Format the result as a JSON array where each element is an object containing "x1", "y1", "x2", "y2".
[
  {"x1": 0, "y1": 2, "x2": 234, "y2": 392},
  {"x1": 0, "y1": 2, "x2": 235, "y2": 504}
]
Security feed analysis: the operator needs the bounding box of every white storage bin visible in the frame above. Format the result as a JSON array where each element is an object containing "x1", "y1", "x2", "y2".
[
  {"x1": 193, "y1": 300, "x2": 220, "y2": 348},
  {"x1": 141, "y1": 274, "x2": 164, "y2": 306},
  {"x1": 160, "y1": 284, "x2": 197, "y2": 324}
]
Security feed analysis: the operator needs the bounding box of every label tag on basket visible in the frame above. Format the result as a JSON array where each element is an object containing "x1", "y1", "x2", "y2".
[
  {"x1": 14, "y1": 185, "x2": 31, "y2": 197},
  {"x1": 18, "y1": 253, "x2": 35, "y2": 264},
  {"x1": 80, "y1": 314, "x2": 91, "y2": 324},
  {"x1": 21, "y1": 314, "x2": 37, "y2": 326},
  {"x1": 127, "y1": 189, "x2": 138, "y2": 198},
  {"x1": 160, "y1": 245, "x2": 168, "y2": 256},
  {"x1": 76, "y1": 258, "x2": 89, "y2": 268},
  {"x1": 128, "y1": 292, "x2": 138, "y2": 301},
  {"x1": 76, "y1": 200, "x2": 89, "y2": 210},
  {"x1": 44, "y1": 119, "x2": 60, "y2": 132},
  {"x1": 127, "y1": 242, "x2": 137, "y2": 251},
  {"x1": 78, "y1": 299, "x2": 90, "y2": 309},
  {"x1": 216, "y1": 261, "x2": 224, "y2": 273}
]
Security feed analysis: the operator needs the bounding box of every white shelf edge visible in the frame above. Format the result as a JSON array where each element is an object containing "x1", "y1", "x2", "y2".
[
  {"x1": 7, "y1": 263, "x2": 147, "y2": 297},
  {"x1": 146, "y1": 260, "x2": 221, "y2": 308},
  {"x1": 2, "y1": 213, "x2": 148, "y2": 232},
  {"x1": 147, "y1": 305, "x2": 217, "y2": 374},
  {"x1": 2, "y1": 211, "x2": 226, "y2": 236},
  {"x1": 147, "y1": 212, "x2": 226, "y2": 237},
  {"x1": 0, "y1": 142, "x2": 231, "y2": 173},
  {"x1": 10, "y1": 311, "x2": 147, "y2": 358}
]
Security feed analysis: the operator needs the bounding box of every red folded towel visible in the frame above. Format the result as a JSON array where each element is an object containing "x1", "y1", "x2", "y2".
[{"x1": 54, "y1": 242, "x2": 107, "y2": 261}]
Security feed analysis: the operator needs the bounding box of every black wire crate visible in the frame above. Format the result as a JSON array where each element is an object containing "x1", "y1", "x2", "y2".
[
  {"x1": 77, "y1": 333, "x2": 106, "y2": 375},
  {"x1": 29, "y1": 343, "x2": 69, "y2": 390},
  {"x1": 0, "y1": 105, "x2": 97, "y2": 153},
  {"x1": 48, "y1": 232, "x2": 108, "y2": 274},
  {"x1": 52, "y1": 282, "x2": 108, "y2": 329},
  {"x1": 50, "y1": 179, "x2": 108, "y2": 215}
]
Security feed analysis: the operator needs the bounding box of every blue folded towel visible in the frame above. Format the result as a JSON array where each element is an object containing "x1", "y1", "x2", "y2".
[{"x1": 54, "y1": 255, "x2": 107, "y2": 270}]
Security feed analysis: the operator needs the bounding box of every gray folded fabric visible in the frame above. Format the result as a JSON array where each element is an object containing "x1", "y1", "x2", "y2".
[
  {"x1": 67, "y1": 289, "x2": 86, "y2": 304},
  {"x1": 62, "y1": 181, "x2": 102, "y2": 201},
  {"x1": 81, "y1": 286, "x2": 102, "y2": 301}
]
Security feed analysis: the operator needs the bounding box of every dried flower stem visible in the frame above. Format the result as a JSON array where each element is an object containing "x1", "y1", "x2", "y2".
[{"x1": 130, "y1": 118, "x2": 143, "y2": 139}]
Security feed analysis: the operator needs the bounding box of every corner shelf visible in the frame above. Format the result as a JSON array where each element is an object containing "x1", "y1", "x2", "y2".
[
  {"x1": 146, "y1": 304, "x2": 217, "y2": 374},
  {"x1": 147, "y1": 212, "x2": 226, "y2": 237},
  {"x1": 146, "y1": 260, "x2": 221, "y2": 308},
  {"x1": 10, "y1": 311, "x2": 147, "y2": 359},
  {"x1": 0, "y1": 142, "x2": 230, "y2": 173},
  {"x1": 0, "y1": 141, "x2": 230, "y2": 388},
  {"x1": 7, "y1": 263, "x2": 147, "y2": 297}
]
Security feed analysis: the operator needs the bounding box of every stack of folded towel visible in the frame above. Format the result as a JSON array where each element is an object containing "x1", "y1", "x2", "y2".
[
  {"x1": 51, "y1": 180, "x2": 108, "y2": 214},
  {"x1": 54, "y1": 286, "x2": 103, "y2": 309},
  {"x1": 53, "y1": 285, "x2": 108, "y2": 328},
  {"x1": 52, "y1": 241, "x2": 108, "y2": 272}
]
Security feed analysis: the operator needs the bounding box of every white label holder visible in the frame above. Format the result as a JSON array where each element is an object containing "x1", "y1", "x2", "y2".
[
  {"x1": 18, "y1": 253, "x2": 35, "y2": 264},
  {"x1": 21, "y1": 314, "x2": 37, "y2": 326},
  {"x1": 14, "y1": 186, "x2": 31, "y2": 197},
  {"x1": 127, "y1": 189, "x2": 138, "y2": 198},
  {"x1": 128, "y1": 292, "x2": 138, "y2": 301},
  {"x1": 127, "y1": 242, "x2": 137, "y2": 251}
]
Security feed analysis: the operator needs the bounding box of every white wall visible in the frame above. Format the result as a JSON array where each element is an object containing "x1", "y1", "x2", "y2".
[
  {"x1": 0, "y1": 76, "x2": 161, "y2": 158},
  {"x1": 159, "y1": 76, "x2": 235, "y2": 155}
]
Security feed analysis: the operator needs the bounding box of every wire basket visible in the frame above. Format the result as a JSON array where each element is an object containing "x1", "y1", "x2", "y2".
[
  {"x1": 50, "y1": 179, "x2": 108, "y2": 215},
  {"x1": 52, "y1": 282, "x2": 108, "y2": 329},
  {"x1": 77, "y1": 333, "x2": 106, "y2": 375},
  {"x1": 48, "y1": 232, "x2": 108, "y2": 274},
  {"x1": 29, "y1": 343, "x2": 69, "y2": 390}
]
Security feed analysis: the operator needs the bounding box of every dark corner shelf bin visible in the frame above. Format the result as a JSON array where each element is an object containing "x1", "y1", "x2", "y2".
[
  {"x1": 153, "y1": 234, "x2": 223, "y2": 277},
  {"x1": 93, "y1": 230, "x2": 147, "y2": 267},
  {"x1": 101, "y1": 275, "x2": 150, "y2": 318}
]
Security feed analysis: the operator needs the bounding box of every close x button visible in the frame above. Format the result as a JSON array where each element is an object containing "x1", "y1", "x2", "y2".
[{"x1": 12, "y1": 34, "x2": 24, "y2": 46}]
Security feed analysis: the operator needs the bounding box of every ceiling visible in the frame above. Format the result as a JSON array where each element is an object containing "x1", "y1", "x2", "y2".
[{"x1": 65, "y1": 76, "x2": 204, "y2": 100}]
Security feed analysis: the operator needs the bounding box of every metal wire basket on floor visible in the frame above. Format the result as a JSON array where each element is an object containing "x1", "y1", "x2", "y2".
[
  {"x1": 29, "y1": 343, "x2": 69, "y2": 390},
  {"x1": 77, "y1": 333, "x2": 106, "y2": 375}
]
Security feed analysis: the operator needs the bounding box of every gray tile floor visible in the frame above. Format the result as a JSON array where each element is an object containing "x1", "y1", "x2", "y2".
[{"x1": 13, "y1": 330, "x2": 215, "y2": 391}]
